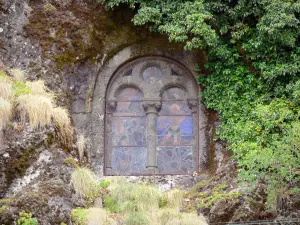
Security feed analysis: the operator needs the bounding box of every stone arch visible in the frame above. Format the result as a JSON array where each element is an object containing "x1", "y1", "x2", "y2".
[{"x1": 88, "y1": 48, "x2": 210, "y2": 176}]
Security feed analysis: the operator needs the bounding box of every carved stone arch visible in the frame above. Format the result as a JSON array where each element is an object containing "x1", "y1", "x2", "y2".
[{"x1": 87, "y1": 49, "x2": 210, "y2": 177}]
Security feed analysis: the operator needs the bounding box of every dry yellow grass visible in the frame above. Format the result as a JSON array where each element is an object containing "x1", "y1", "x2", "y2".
[
  {"x1": 26, "y1": 80, "x2": 53, "y2": 99},
  {"x1": 53, "y1": 107, "x2": 74, "y2": 147},
  {"x1": 71, "y1": 167, "x2": 99, "y2": 197},
  {"x1": 167, "y1": 189, "x2": 184, "y2": 209},
  {"x1": 9, "y1": 68, "x2": 26, "y2": 81},
  {"x1": 16, "y1": 94, "x2": 54, "y2": 129},
  {"x1": 87, "y1": 208, "x2": 117, "y2": 225},
  {"x1": 76, "y1": 134, "x2": 87, "y2": 162},
  {"x1": 0, "y1": 98, "x2": 12, "y2": 129},
  {"x1": 0, "y1": 80, "x2": 13, "y2": 100}
]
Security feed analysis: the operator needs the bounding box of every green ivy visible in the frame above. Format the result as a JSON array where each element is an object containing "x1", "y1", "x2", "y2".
[{"x1": 100, "y1": 0, "x2": 300, "y2": 201}]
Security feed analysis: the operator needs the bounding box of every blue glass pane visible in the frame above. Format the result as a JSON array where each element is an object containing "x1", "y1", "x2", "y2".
[
  {"x1": 157, "y1": 146, "x2": 193, "y2": 174},
  {"x1": 157, "y1": 116, "x2": 193, "y2": 145},
  {"x1": 112, "y1": 117, "x2": 146, "y2": 146},
  {"x1": 142, "y1": 66, "x2": 162, "y2": 84},
  {"x1": 112, "y1": 147, "x2": 147, "y2": 175}
]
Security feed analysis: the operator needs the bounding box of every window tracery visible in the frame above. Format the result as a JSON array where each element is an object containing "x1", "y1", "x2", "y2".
[{"x1": 105, "y1": 57, "x2": 198, "y2": 175}]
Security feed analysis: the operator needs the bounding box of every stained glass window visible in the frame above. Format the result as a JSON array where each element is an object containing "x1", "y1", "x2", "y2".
[
  {"x1": 142, "y1": 66, "x2": 162, "y2": 84},
  {"x1": 111, "y1": 87, "x2": 147, "y2": 175},
  {"x1": 106, "y1": 58, "x2": 198, "y2": 176},
  {"x1": 157, "y1": 87, "x2": 194, "y2": 174}
]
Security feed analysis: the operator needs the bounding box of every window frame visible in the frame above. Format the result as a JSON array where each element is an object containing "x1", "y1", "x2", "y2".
[{"x1": 105, "y1": 58, "x2": 199, "y2": 176}]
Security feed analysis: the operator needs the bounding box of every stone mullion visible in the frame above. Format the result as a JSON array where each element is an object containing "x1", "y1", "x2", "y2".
[
  {"x1": 188, "y1": 99, "x2": 199, "y2": 172},
  {"x1": 105, "y1": 100, "x2": 116, "y2": 174},
  {"x1": 143, "y1": 100, "x2": 161, "y2": 174}
]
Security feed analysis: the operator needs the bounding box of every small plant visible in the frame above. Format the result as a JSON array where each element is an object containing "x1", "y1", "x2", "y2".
[
  {"x1": 103, "y1": 196, "x2": 120, "y2": 213},
  {"x1": 71, "y1": 167, "x2": 99, "y2": 198},
  {"x1": 0, "y1": 205, "x2": 7, "y2": 213},
  {"x1": 17, "y1": 211, "x2": 38, "y2": 225},
  {"x1": 70, "y1": 208, "x2": 88, "y2": 225},
  {"x1": 43, "y1": 3, "x2": 57, "y2": 13},
  {"x1": 99, "y1": 179, "x2": 110, "y2": 189}
]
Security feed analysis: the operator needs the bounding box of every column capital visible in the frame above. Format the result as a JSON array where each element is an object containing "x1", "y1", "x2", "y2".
[
  {"x1": 187, "y1": 99, "x2": 198, "y2": 113},
  {"x1": 106, "y1": 98, "x2": 117, "y2": 113},
  {"x1": 142, "y1": 100, "x2": 161, "y2": 114}
]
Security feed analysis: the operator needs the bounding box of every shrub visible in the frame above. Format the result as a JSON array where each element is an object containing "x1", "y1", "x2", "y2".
[
  {"x1": 125, "y1": 212, "x2": 149, "y2": 225},
  {"x1": 103, "y1": 196, "x2": 120, "y2": 213},
  {"x1": 70, "y1": 208, "x2": 88, "y2": 225},
  {"x1": 53, "y1": 107, "x2": 74, "y2": 148},
  {"x1": 0, "y1": 98, "x2": 12, "y2": 129},
  {"x1": 99, "y1": 179, "x2": 110, "y2": 189},
  {"x1": 17, "y1": 211, "x2": 38, "y2": 225},
  {"x1": 12, "y1": 80, "x2": 32, "y2": 97},
  {"x1": 16, "y1": 94, "x2": 54, "y2": 129},
  {"x1": 71, "y1": 167, "x2": 99, "y2": 198}
]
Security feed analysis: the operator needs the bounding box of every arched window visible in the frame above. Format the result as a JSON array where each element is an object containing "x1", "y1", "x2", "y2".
[
  {"x1": 157, "y1": 87, "x2": 194, "y2": 174},
  {"x1": 111, "y1": 87, "x2": 147, "y2": 175},
  {"x1": 105, "y1": 57, "x2": 198, "y2": 175}
]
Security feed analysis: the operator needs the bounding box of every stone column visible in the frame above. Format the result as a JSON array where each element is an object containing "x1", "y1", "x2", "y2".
[
  {"x1": 188, "y1": 99, "x2": 199, "y2": 172},
  {"x1": 143, "y1": 100, "x2": 161, "y2": 174},
  {"x1": 105, "y1": 99, "x2": 116, "y2": 174}
]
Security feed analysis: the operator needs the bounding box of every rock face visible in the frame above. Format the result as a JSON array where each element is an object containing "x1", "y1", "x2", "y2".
[{"x1": 0, "y1": 0, "x2": 214, "y2": 224}]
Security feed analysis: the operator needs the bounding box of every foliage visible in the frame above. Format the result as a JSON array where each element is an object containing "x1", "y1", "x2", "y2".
[
  {"x1": 71, "y1": 167, "x2": 99, "y2": 198},
  {"x1": 103, "y1": 196, "x2": 120, "y2": 213},
  {"x1": 100, "y1": 0, "x2": 300, "y2": 200},
  {"x1": 198, "y1": 185, "x2": 240, "y2": 209},
  {"x1": 70, "y1": 208, "x2": 88, "y2": 225},
  {"x1": 99, "y1": 179, "x2": 111, "y2": 189},
  {"x1": 17, "y1": 211, "x2": 38, "y2": 225}
]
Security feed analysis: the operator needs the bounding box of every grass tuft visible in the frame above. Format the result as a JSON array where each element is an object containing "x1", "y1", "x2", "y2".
[
  {"x1": 135, "y1": 184, "x2": 161, "y2": 212},
  {"x1": 76, "y1": 134, "x2": 87, "y2": 162},
  {"x1": 0, "y1": 98, "x2": 12, "y2": 129},
  {"x1": 125, "y1": 212, "x2": 149, "y2": 225},
  {"x1": 87, "y1": 208, "x2": 117, "y2": 225},
  {"x1": 16, "y1": 94, "x2": 54, "y2": 129},
  {"x1": 0, "y1": 80, "x2": 13, "y2": 100},
  {"x1": 26, "y1": 80, "x2": 53, "y2": 99},
  {"x1": 167, "y1": 189, "x2": 184, "y2": 209},
  {"x1": 9, "y1": 68, "x2": 26, "y2": 81},
  {"x1": 71, "y1": 167, "x2": 99, "y2": 198},
  {"x1": 53, "y1": 107, "x2": 74, "y2": 148}
]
